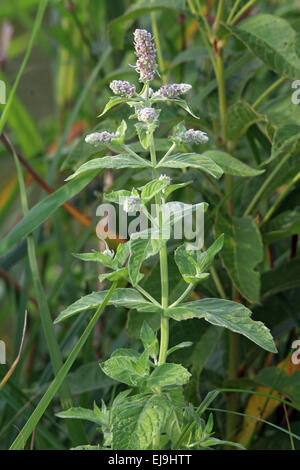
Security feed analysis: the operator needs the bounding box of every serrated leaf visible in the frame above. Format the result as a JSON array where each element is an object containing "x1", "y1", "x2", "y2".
[
  {"x1": 128, "y1": 233, "x2": 165, "y2": 286},
  {"x1": 111, "y1": 393, "x2": 172, "y2": 450},
  {"x1": 204, "y1": 150, "x2": 264, "y2": 177},
  {"x1": 66, "y1": 154, "x2": 151, "y2": 180},
  {"x1": 262, "y1": 257, "x2": 300, "y2": 298},
  {"x1": 157, "y1": 153, "x2": 223, "y2": 179},
  {"x1": 225, "y1": 14, "x2": 300, "y2": 79},
  {"x1": 135, "y1": 121, "x2": 158, "y2": 150},
  {"x1": 140, "y1": 179, "x2": 169, "y2": 202},
  {"x1": 262, "y1": 207, "x2": 300, "y2": 244},
  {"x1": 140, "y1": 322, "x2": 159, "y2": 361},
  {"x1": 225, "y1": 100, "x2": 265, "y2": 141},
  {"x1": 54, "y1": 288, "x2": 154, "y2": 323},
  {"x1": 147, "y1": 363, "x2": 191, "y2": 388},
  {"x1": 100, "y1": 353, "x2": 148, "y2": 388},
  {"x1": 104, "y1": 189, "x2": 131, "y2": 204},
  {"x1": 165, "y1": 299, "x2": 277, "y2": 353},
  {"x1": 165, "y1": 180, "x2": 193, "y2": 198},
  {"x1": 215, "y1": 215, "x2": 263, "y2": 303},
  {"x1": 98, "y1": 267, "x2": 129, "y2": 282},
  {"x1": 73, "y1": 251, "x2": 116, "y2": 269}
]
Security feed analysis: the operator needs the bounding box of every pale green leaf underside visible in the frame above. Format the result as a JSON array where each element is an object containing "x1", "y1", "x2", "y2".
[
  {"x1": 157, "y1": 153, "x2": 223, "y2": 179},
  {"x1": 54, "y1": 288, "x2": 156, "y2": 323},
  {"x1": 66, "y1": 154, "x2": 151, "y2": 180},
  {"x1": 165, "y1": 299, "x2": 277, "y2": 353}
]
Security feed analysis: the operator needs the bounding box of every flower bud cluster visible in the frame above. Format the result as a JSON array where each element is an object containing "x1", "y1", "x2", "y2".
[
  {"x1": 134, "y1": 29, "x2": 157, "y2": 82},
  {"x1": 123, "y1": 196, "x2": 141, "y2": 213},
  {"x1": 179, "y1": 129, "x2": 209, "y2": 144},
  {"x1": 85, "y1": 131, "x2": 117, "y2": 146},
  {"x1": 109, "y1": 80, "x2": 136, "y2": 98},
  {"x1": 137, "y1": 107, "x2": 156, "y2": 123},
  {"x1": 156, "y1": 83, "x2": 192, "y2": 99}
]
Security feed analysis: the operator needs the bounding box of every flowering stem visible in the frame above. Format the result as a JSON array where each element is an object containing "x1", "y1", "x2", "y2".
[{"x1": 150, "y1": 137, "x2": 169, "y2": 366}]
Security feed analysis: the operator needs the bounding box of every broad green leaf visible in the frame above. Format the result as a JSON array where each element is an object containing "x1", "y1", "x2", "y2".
[
  {"x1": 0, "y1": 170, "x2": 99, "y2": 258},
  {"x1": 165, "y1": 299, "x2": 277, "y2": 353},
  {"x1": 204, "y1": 150, "x2": 263, "y2": 177},
  {"x1": 225, "y1": 14, "x2": 300, "y2": 79},
  {"x1": 262, "y1": 207, "x2": 300, "y2": 244},
  {"x1": 267, "y1": 125, "x2": 300, "y2": 164},
  {"x1": 157, "y1": 153, "x2": 223, "y2": 179},
  {"x1": 215, "y1": 215, "x2": 263, "y2": 303},
  {"x1": 100, "y1": 354, "x2": 148, "y2": 388},
  {"x1": 147, "y1": 363, "x2": 191, "y2": 388},
  {"x1": 56, "y1": 407, "x2": 101, "y2": 425},
  {"x1": 153, "y1": 97, "x2": 199, "y2": 119},
  {"x1": 135, "y1": 121, "x2": 158, "y2": 150},
  {"x1": 140, "y1": 179, "x2": 169, "y2": 202},
  {"x1": 66, "y1": 154, "x2": 151, "y2": 180},
  {"x1": 225, "y1": 101, "x2": 265, "y2": 141},
  {"x1": 128, "y1": 233, "x2": 164, "y2": 286},
  {"x1": 262, "y1": 257, "x2": 300, "y2": 298},
  {"x1": 111, "y1": 393, "x2": 171, "y2": 450},
  {"x1": 54, "y1": 288, "x2": 154, "y2": 323},
  {"x1": 104, "y1": 189, "x2": 131, "y2": 204},
  {"x1": 108, "y1": 0, "x2": 186, "y2": 49},
  {"x1": 175, "y1": 235, "x2": 224, "y2": 284}
]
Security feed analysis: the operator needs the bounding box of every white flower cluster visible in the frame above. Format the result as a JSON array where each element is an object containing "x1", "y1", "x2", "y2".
[
  {"x1": 156, "y1": 83, "x2": 192, "y2": 99},
  {"x1": 137, "y1": 107, "x2": 156, "y2": 123},
  {"x1": 109, "y1": 80, "x2": 136, "y2": 98},
  {"x1": 179, "y1": 129, "x2": 209, "y2": 144},
  {"x1": 159, "y1": 174, "x2": 171, "y2": 185},
  {"x1": 123, "y1": 196, "x2": 141, "y2": 213},
  {"x1": 85, "y1": 131, "x2": 117, "y2": 146}
]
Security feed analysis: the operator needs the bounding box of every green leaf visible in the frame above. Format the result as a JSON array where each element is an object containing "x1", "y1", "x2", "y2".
[
  {"x1": 0, "y1": 170, "x2": 99, "y2": 258},
  {"x1": 225, "y1": 100, "x2": 265, "y2": 141},
  {"x1": 267, "y1": 125, "x2": 300, "y2": 165},
  {"x1": 262, "y1": 257, "x2": 300, "y2": 298},
  {"x1": 166, "y1": 342, "x2": 193, "y2": 358},
  {"x1": 262, "y1": 207, "x2": 300, "y2": 244},
  {"x1": 154, "y1": 97, "x2": 199, "y2": 119},
  {"x1": 215, "y1": 215, "x2": 263, "y2": 303},
  {"x1": 108, "y1": 0, "x2": 186, "y2": 49},
  {"x1": 147, "y1": 363, "x2": 191, "y2": 388},
  {"x1": 104, "y1": 189, "x2": 131, "y2": 204},
  {"x1": 157, "y1": 153, "x2": 223, "y2": 179},
  {"x1": 140, "y1": 179, "x2": 169, "y2": 202},
  {"x1": 54, "y1": 288, "x2": 154, "y2": 323},
  {"x1": 128, "y1": 234, "x2": 164, "y2": 286},
  {"x1": 111, "y1": 393, "x2": 172, "y2": 450},
  {"x1": 140, "y1": 322, "x2": 159, "y2": 361},
  {"x1": 66, "y1": 154, "x2": 152, "y2": 180},
  {"x1": 98, "y1": 267, "x2": 129, "y2": 282},
  {"x1": 204, "y1": 150, "x2": 264, "y2": 177},
  {"x1": 100, "y1": 354, "x2": 148, "y2": 388},
  {"x1": 165, "y1": 299, "x2": 277, "y2": 353},
  {"x1": 98, "y1": 96, "x2": 129, "y2": 117},
  {"x1": 165, "y1": 181, "x2": 193, "y2": 198},
  {"x1": 73, "y1": 251, "x2": 116, "y2": 269},
  {"x1": 225, "y1": 14, "x2": 300, "y2": 79},
  {"x1": 135, "y1": 121, "x2": 158, "y2": 150},
  {"x1": 175, "y1": 235, "x2": 224, "y2": 284},
  {"x1": 56, "y1": 407, "x2": 101, "y2": 425}
]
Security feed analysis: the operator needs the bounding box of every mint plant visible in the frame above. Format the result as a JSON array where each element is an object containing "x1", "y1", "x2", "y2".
[{"x1": 55, "y1": 28, "x2": 277, "y2": 450}]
